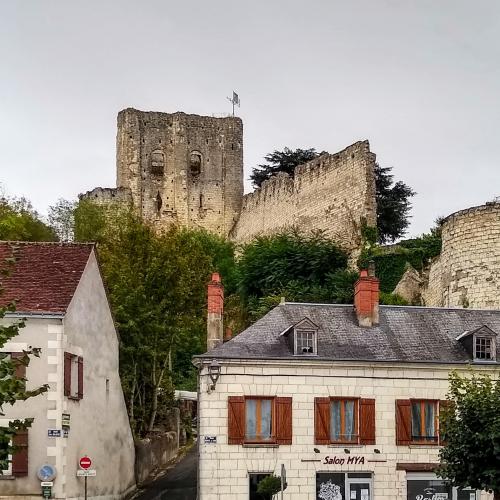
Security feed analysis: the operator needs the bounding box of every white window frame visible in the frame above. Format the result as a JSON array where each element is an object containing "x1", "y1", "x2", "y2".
[
  {"x1": 406, "y1": 472, "x2": 478, "y2": 500},
  {"x1": 473, "y1": 335, "x2": 496, "y2": 361},
  {"x1": 294, "y1": 329, "x2": 318, "y2": 356}
]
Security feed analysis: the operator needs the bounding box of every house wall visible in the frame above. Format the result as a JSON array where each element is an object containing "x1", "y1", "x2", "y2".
[
  {"x1": 61, "y1": 252, "x2": 135, "y2": 499},
  {"x1": 0, "y1": 317, "x2": 62, "y2": 498},
  {"x1": 198, "y1": 359, "x2": 496, "y2": 500}
]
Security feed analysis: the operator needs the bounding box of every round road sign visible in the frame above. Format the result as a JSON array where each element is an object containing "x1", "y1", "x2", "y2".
[{"x1": 79, "y1": 456, "x2": 92, "y2": 470}]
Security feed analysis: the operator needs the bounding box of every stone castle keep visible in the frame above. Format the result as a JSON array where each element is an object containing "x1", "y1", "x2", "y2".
[
  {"x1": 84, "y1": 108, "x2": 499, "y2": 310},
  {"x1": 85, "y1": 108, "x2": 377, "y2": 256}
]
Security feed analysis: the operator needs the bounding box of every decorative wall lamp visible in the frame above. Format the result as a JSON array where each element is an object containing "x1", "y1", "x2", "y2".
[{"x1": 207, "y1": 359, "x2": 221, "y2": 392}]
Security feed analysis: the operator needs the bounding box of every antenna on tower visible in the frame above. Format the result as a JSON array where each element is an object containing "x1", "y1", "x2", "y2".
[{"x1": 226, "y1": 91, "x2": 240, "y2": 116}]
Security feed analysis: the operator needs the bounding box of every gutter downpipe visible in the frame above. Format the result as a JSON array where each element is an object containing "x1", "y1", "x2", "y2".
[{"x1": 196, "y1": 360, "x2": 201, "y2": 500}]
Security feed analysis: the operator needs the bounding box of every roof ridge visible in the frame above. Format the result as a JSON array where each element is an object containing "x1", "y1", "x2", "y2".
[{"x1": 0, "y1": 241, "x2": 95, "y2": 247}]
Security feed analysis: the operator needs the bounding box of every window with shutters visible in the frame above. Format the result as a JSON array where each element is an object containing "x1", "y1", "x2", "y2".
[
  {"x1": 227, "y1": 396, "x2": 292, "y2": 446},
  {"x1": 315, "y1": 397, "x2": 375, "y2": 445},
  {"x1": 64, "y1": 352, "x2": 83, "y2": 400},
  {"x1": 396, "y1": 399, "x2": 445, "y2": 446}
]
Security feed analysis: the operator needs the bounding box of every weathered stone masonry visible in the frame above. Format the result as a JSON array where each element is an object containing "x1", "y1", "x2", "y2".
[
  {"x1": 83, "y1": 109, "x2": 377, "y2": 258},
  {"x1": 230, "y1": 140, "x2": 377, "y2": 255},
  {"x1": 421, "y1": 202, "x2": 500, "y2": 309}
]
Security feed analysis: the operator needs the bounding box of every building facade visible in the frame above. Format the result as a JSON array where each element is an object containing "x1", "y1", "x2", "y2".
[
  {"x1": 0, "y1": 242, "x2": 135, "y2": 499},
  {"x1": 195, "y1": 271, "x2": 500, "y2": 500}
]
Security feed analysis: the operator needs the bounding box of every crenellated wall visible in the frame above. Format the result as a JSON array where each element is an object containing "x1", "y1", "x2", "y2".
[
  {"x1": 421, "y1": 202, "x2": 500, "y2": 309},
  {"x1": 231, "y1": 140, "x2": 377, "y2": 255}
]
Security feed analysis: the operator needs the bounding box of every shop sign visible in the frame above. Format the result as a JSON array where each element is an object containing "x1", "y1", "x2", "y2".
[{"x1": 323, "y1": 455, "x2": 365, "y2": 465}]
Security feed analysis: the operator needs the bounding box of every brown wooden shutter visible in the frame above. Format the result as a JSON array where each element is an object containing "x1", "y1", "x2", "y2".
[
  {"x1": 396, "y1": 399, "x2": 412, "y2": 445},
  {"x1": 275, "y1": 397, "x2": 292, "y2": 445},
  {"x1": 11, "y1": 352, "x2": 26, "y2": 381},
  {"x1": 77, "y1": 357, "x2": 84, "y2": 400},
  {"x1": 439, "y1": 400, "x2": 453, "y2": 445},
  {"x1": 64, "y1": 352, "x2": 71, "y2": 397},
  {"x1": 227, "y1": 396, "x2": 245, "y2": 444},
  {"x1": 359, "y1": 398, "x2": 376, "y2": 445},
  {"x1": 314, "y1": 397, "x2": 330, "y2": 445},
  {"x1": 12, "y1": 429, "x2": 28, "y2": 477}
]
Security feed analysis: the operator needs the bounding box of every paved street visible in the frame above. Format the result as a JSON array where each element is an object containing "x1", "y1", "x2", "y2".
[{"x1": 135, "y1": 446, "x2": 197, "y2": 500}]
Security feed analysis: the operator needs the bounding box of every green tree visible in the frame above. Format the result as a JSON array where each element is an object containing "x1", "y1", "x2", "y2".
[
  {"x1": 238, "y1": 230, "x2": 355, "y2": 321},
  {"x1": 375, "y1": 163, "x2": 415, "y2": 243},
  {"x1": 250, "y1": 148, "x2": 320, "y2": 188},
  {"x1": 0, "y1": 196, "x2": 57, "y2": 242},
  {"x1": 438, "y1": 371, "x2": 500, "y2": 500},
  {"x1": 72, "y1": 200, "x2": 236, "y2": 434},
  {"x1": 257, "y1": 475, "x2": 282, "y2": 499},
  {"x1": 0, "y1": 260, "x2": 48, "y2": 472},
  {"x1": 48, "y1": 198, "x2": 76, "y2": 242}
]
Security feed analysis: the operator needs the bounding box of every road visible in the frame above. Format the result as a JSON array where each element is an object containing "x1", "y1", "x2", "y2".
[{"x1": 134, "y1": 445, "x2": 197, "y2": 500}]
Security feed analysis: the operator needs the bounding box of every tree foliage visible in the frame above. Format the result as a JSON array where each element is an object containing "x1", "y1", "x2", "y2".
[
  {"x1": 257, "y1": 475, "x2": 282, "y2": 498},
  {"x1": 438, "y1": 371, "x2": 500, "y2": 498},
  {"x1": 0, "y1": 195, "x2": 57, "y2": 242},
  {"x1": 0, "y1": 260, "x2": 48, "y2": 472},
  {"x1": 73, "y1": 200, "x2": 236, "y2": 435},
  {"x1": 250, "y1": 147, "x2": 321, "y2": 188},
  {"x1": 375, "y1": 163, "x2": 415, "y2": 243},
  {"x1": 48, "y1": 198, "x2": 76, "y2": 242},
  {"x1": 238, "y1": 230, "x2": 356, "y2": 321}
]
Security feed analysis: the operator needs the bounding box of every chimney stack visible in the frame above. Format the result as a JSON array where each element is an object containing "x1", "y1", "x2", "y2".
[
  {"x1": 207, "y1": 273, "x2": 224, "y2": 350},
  {"x1": 354, "y1": 264, "x2": 380, "y2": 327}
]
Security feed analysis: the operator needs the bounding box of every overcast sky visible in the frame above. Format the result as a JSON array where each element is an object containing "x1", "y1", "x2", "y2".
[{"x1": 1, "y1": 0, "x2": 499, "y2": 236}]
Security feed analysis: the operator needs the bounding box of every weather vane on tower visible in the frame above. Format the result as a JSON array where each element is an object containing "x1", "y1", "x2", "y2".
[{"x1": 227, "y1": 91, "x2": 240, "y2": 116}]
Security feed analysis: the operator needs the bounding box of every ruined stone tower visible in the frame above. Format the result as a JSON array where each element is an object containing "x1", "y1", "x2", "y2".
[{"x1": 114, "y1": 108, "x2": 243, "y2": 236}]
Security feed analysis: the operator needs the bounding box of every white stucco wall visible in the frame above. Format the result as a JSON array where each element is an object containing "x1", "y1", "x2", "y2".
[
  {"x1": 62, "y1": 252, "x2": 135, "y2": 499},
  {"x1": 198, "y1": 359, "x2": 498, "y2": 500},
  {"x1": 0, "y1": 317, "x2": 62, "y2": 498}
]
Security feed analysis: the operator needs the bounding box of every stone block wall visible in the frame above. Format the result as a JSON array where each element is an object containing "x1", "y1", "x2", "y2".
[
  {"x1": 198, "y1": 361, "x2": 493, "y2": 500},
  {"x1": 231, "y1": 140, "x2": 377, "y2": 256},
  {"x1": 422, "y1": 202, "x2": 500, "y2": 308},
  {"x1": 116, "y1": 108, "x2": 243, "y2": 236}
]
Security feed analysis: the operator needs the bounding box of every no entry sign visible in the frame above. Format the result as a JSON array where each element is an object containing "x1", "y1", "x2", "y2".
[{"x1": 79, "y1": 456, "x2": 92, "y2": 470}]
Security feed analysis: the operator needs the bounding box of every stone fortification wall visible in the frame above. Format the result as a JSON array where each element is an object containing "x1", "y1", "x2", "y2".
[
  {"x1": 115, "y1": 108, "x2": 243, "y2": 236},
  {"x1": 231, "y1": 140, "x2": 377, "y2": 254},
  {"x1": 422, "y1": 202, "x2": 500, "y2": 308},
  {"x1": 81, "y1": 186, "x2": 133, "y2": 205}
]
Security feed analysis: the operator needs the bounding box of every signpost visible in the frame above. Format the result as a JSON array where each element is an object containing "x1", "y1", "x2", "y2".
[
  {"x1": 37, "y1": 465, "x2": 57, "y2": 498},
  {"x1": 78, "y1": 456, "x2": 95, "y2": 500}
]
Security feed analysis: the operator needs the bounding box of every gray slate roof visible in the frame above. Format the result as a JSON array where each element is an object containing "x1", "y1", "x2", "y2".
[{"x1": 197, "y1": 303, "x2": 500, "y2": 364}]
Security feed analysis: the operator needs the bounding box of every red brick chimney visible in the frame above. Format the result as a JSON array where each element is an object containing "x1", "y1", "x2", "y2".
[
  {"x1": 207, "y1": 273, "x2": 224, "y2": 350},
  {"x1": 354, "y1": 263, "x2": 379, "y2": 327}
]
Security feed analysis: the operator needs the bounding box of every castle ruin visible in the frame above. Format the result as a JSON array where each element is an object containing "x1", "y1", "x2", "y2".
[
  {"x1": 421, "y1": 202, "x2": 500, "y2": 309},
  {"x1": 83, "y1": 108, "x2": 377, "y2": 256}
]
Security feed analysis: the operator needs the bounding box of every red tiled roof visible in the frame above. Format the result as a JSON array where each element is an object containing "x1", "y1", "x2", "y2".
[{"x1": 0, "y1": 242, "x2": 94, "y2": 314}]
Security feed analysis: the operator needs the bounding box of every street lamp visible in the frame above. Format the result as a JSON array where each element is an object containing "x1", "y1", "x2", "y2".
[{"x1": 208, "y1": 359, "x2": 221, "y2": 392}]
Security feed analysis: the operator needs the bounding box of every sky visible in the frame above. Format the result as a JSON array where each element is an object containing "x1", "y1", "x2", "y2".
[{"x1": 0, "y1": 0, "x2": 499, "y2": 237}]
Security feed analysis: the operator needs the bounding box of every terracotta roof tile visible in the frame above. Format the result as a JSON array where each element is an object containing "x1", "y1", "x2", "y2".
[{"x1": 0, "y1": 242, "x2": 93, "y2": 314}]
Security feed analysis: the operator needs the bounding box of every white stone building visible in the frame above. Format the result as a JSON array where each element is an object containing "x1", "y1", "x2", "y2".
[
  {"x1": 195, "y1": 270, "x2": 500, "y2": 500},
  {"x1": 0, "y1": 242, "x2": 135, "y2": 499}
]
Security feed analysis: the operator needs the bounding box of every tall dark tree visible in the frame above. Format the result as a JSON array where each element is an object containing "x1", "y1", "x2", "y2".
[
  {"x1": 375, "y1": 163, "x2": 415, "y2": 243},
  {"x1": 250, "y1": 148, "x2": 320, "y2": 188}
]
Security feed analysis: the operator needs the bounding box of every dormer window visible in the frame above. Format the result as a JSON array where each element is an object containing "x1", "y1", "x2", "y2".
[
  {"x1": 456, "y1": 325, "x2": 497, "y2": 362},
  {"x1": 280, "y1": 317, "x2": 319, "y2": 356}
]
